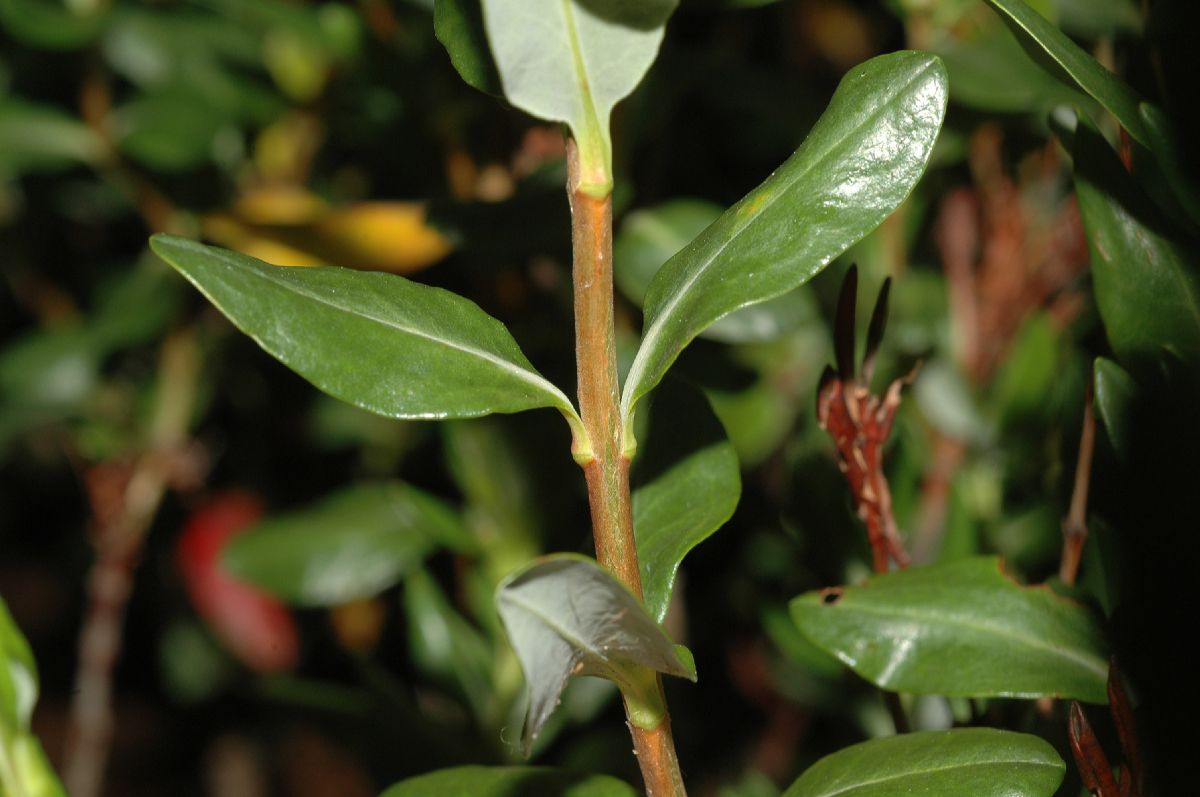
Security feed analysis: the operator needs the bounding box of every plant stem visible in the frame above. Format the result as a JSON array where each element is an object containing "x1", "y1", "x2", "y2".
[
  {"x1": 567, "y1": 138, "x2": 686, "y2": 796},
  {"x1": 63, "y1": 329, "x2": 200, "y2": 797},
  {"x1": 1060, "y1": 384, "x2": 1095, "y2": 586}
]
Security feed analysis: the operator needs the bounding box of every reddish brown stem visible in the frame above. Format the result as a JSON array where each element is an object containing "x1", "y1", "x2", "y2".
[
  {"x1": 63, "y1": 330, "x2": 200, "y2": 797},
  {"x1": 1060, "y1": 385, "x2": 1096, "y2": 586},
  {"x1": 567, "y1": 140, "x2": 682, "y2": 795}
]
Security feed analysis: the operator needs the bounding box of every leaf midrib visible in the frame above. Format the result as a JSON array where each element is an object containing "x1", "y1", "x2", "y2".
[
  {"x1": 806, "y1": 751, "x2": 1061, "y2": 797},
  {"x1": 622, "y1": 57, "x2": 938, "y2": 417},
  {"x1": 179, "y1": 242, "x2": 572, "y2": 410},
  {"x1": 806, "y1": 598, "x2": 1108, "y2": 684}
]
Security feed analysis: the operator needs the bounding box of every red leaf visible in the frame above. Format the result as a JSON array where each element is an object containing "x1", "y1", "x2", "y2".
[{"x1": 177, "y1": 491, "x2": 299, "y2": 673}]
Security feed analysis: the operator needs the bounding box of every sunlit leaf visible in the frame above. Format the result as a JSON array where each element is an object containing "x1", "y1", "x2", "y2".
[
  {"x1": 1073, "y1": 124, "x2": 1200, "y2": 369},
  {"x1": 478, "y1": 0, "x2": 678, "y2": 189},
  {"x1": 224, "y1": 482, "x2": 470, "y2": 607},
  {"x1": 150, "y1": 235, "x2": 583, "y2": 433},
  {"x1": 633, "y1": 380, "x2": 739, "y2": 623},
  {"x1": 380, "y1": 766, "x2": 638, "y2": 797},
  {"x1": 621, "y1": 51, "x2": 947, "y2": 432},
  {"x1": 782, "y1": 728, "x2": 1064, "y2": 797},
  {"x1": 0, "y1": 596, "x2": 38, "y2": 732},
  {"x1": 790, "y1": 557, "x2": 1109, "y2": 702},
  {"x1": 204, "y1": 188, "x2": 452, "y2": 274},
  {"x1": 496, "y1": 555, "x2": 695, "y2": 754}
]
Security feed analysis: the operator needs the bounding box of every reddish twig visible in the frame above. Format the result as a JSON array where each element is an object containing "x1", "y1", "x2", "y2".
[
  {"x1": 1070, "y1": 702, "x2": 1121, "y2": 797},
  {"x1": 817, "y1": 265, "x2": 914, "y2": 572},
  {"x1": 1108, "y1": 659, "x2": 1144, "y2": 797}
]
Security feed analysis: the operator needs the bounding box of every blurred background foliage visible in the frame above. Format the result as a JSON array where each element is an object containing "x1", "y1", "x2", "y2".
[{"x1": 1, "y1": 0, "x2": 1197, "y2": 794}]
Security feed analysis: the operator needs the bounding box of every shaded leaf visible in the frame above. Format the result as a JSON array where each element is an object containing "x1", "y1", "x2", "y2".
[
  {"x1": 621, "y1": 51, "x2": 947, "y2": 430},
  {"x1": 782, "y1": 728, "x2": 1064, "y2": 797},
  {"x1": 479, "y1": 0, "x2": 678, "y2": 188},
  {"x1": 380, "y1": 765, "x2": 638, "y2": 797},
  {"x1": 0, "y1": 99, "x2": 102, "y2": 176},
  {"x1": 1073, "y1": 124, "x2": 1200, "y2": 369},
  {"x1": 150, "y1": 235, "x2": 583, "y2": 433},
  {"x1": 1093, "y1": 357, "x2": 1137, "y2": 464},
  {"x1": 790, "y1": 556, "x2": 1110, "y2": 702},
  {"x1": 404, "y1": 567, "x2": 495, "y2": 719},
  {"x1": 225, "y1": 483, "x2": 470, "y2": 606},
  {"x1": 633, "y1": 379, "x2": 740, "y2": 623},
  {"x1": 614, "y1": 199, "x2": 812, "y2": 343},
  {"x1": 434, "y1": 0, "x2": 502, "y2": 96},
  {"x1": 980, "y1": 0, "x2": 1149, "y2": 144},
  {"x1": 0, "y1": 0, "x2": 107, "y2": 49},
  {"x1": 496, "y1": 555, "x2": 695, "y2": 755},
  {"x1": 1053, "y1": 0, "x2": 1141, "y2": 36}
]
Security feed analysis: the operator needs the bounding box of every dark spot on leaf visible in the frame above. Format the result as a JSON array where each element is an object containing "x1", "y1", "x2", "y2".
[{"x1": 820, "y1": 587, "x2": 843, "y2": 606}]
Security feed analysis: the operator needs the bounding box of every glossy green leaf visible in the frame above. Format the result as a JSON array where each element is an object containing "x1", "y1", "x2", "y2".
[
  {"x1": 224, "y1": 483, "x2": 470, "y2": 606},
  {"x1": 479, "y1": 0, "x2": 677, "y2": 190},
  {"x1": 1073, "y1": 124, "x2": 1200, "y2": 368},
  {"x1": 614, "y1": 199, "x2": 814, "y2": 343},
  {"x1": 621, "y1": 51, "x2": 948, "y2": 431},
  {"x1": 790, "y1": 556, "x2": 1109, "y2": 702},
  {"x1": 782, "y1": 728, "x2": 1064, "y2": 797},
  {"x1": 434, "y1": 0, "x2": 502, "y2": 96},
  {"x1": 1093, "y1": 357, "x2": 1137, "y2": 463},
  {"x1": 380, "y1": 766, "x2": 638, "y2": 797},
  {"x1": 149, "y1": 235, "x2": 583, "y2": 434},
  {"x1": 3, "y1": 732, "x2": 67, "y2": 797},
  {"x1": 0, "y1": 99, "x2": 102, "y2": 176},
  {"x1": 633, "y1": 380, "x2": 739, "y2": 623},
  {"x1": 496, "y1": 554, "x2": 696, "y2": 755},
  {"x1": 980, "y1": 0, "x2": 1149, "y2": 144}
]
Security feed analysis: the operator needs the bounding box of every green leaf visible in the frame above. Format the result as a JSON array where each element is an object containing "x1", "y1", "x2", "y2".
[
  {"x1": 0, "y1": 99, "x2": 103, "y2": 176},
  {"x1": 1052, "y1": 0, "x2": 1141, "y2": 37},
  {"x1": 0, "y1": 0, "x2": 107, "y2": 49},
  {"x1": 379, "y1": 766, "x2": 638, "y2": 797},
  {"x1": 1093, "y1": 357, "x2": 1137, "y2": 463},
  {"x1": 224, "y1": 482, "x2": 470, "y2": 606},
  {"x1": 782, "y1": 728, "x2": 1064, "y2": 797},
  {"x1": 633, "y1": 379, "x2": 740, "y2": 623},
  {"x1": 789, "y1": 557, "x2": 1110, "y2": 702},
  {"x1": 0, "y1": 597, "x2": 38, "y2": 732},
  {"x1": 614, "y1": 199, "x2": 814, "y2": 343},
  {"x1": 621, "y1": 51, "x2": 948, "y2": 432},
  {"x1": 404, "y1": 567, "x2": 495, "y2": 719},
  {"x1": 5, "y1": 732, "x2": 68, "y2": 797},
  {"x1": 434, "y1": 0, "x2": 502, "y2": 96},
  {"x1": 478, "y1": 0, "x2": 678, "y2": 192},
  {"x1": 496, "y1": 554, "x2": 695, "y2": 755},
  {"x1": 149, "y1": 235, "x2": 583, "y2": 435},
  {"x1": 1073, "y1": 124, "x2": 1200, "y2": 369},
  {"x1": 980, "y1": 0, "x2": 1149, "y2": 145}
]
